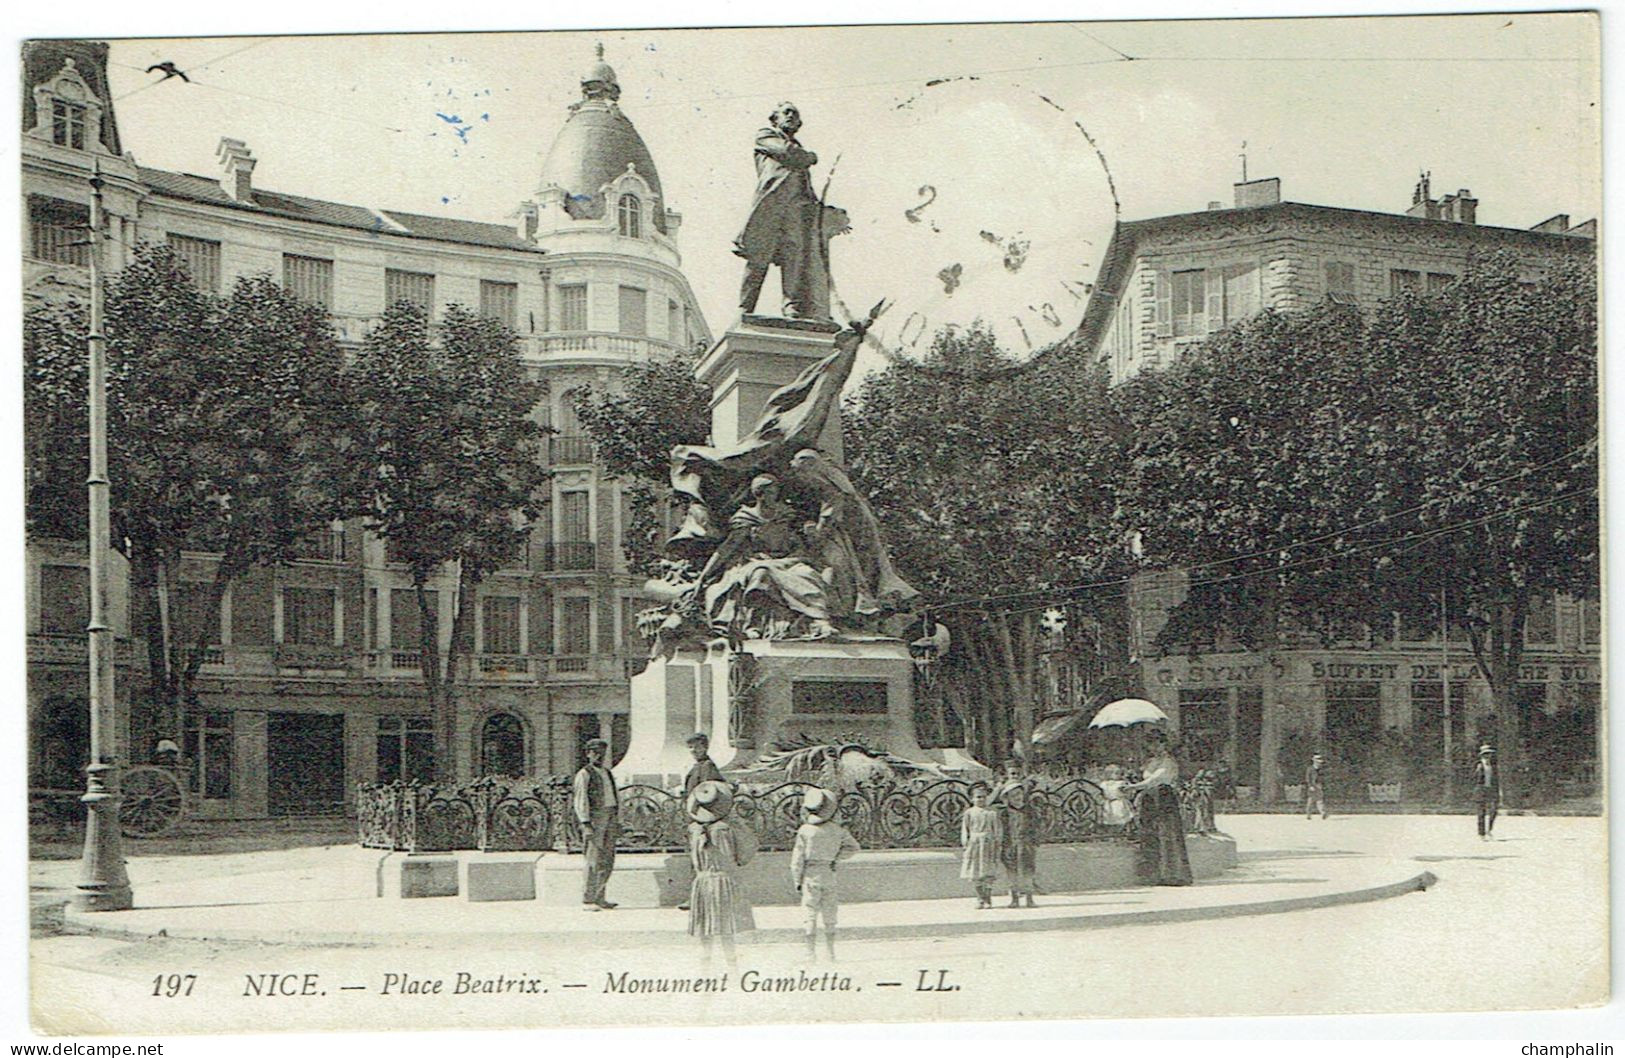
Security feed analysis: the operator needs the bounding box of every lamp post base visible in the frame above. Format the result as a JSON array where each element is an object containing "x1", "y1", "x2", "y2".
[{"x1": 70, "y1": 762, "x2": 133, "y2": 912}]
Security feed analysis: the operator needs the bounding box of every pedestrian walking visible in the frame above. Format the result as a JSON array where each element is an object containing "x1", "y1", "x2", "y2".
[
  {"x1": 997, "y1": 777, "x2": 1041, "y2": 907},
  {"x1": 570, "y1": 737, "x2": 619, "y2": 910},
  {"x1": 1474, "y1": 744, "x2": 1502, "y2": 840},
  {"x1": 1305, "y1": 752, "x2": 1329, "y2": 819},
  {"x1": 791, "y1": 787, "x2": 859, "y2": 962},
  {"x1": 685, "y1": 780, "x2": 756, "y2": 966},
  {"x1": 959, "y1": 782, "x2": 1003, "y2": 909}
]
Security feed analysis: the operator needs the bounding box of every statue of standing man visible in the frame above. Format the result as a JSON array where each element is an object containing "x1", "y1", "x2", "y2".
[{"x1": 735, "y1": 102, "x2": 850, "y2": 321}]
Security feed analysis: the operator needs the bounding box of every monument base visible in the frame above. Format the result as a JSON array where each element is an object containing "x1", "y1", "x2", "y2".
[
  {"x1": 385, "y1": 836, "x2": 1240, "y2": 907},
  {"x1": 614, "y1": 637, "x2": 985, "y2": 788}
]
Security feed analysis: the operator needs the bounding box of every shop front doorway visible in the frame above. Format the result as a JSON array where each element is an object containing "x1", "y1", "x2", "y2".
[{"x1": 267, "y1": 712, "x2": 345, "y2": 816}]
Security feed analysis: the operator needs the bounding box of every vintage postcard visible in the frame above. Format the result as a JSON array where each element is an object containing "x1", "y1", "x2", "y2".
[{"x1": 20, "y1": 13, "x2": 1605, "y2": 1037}]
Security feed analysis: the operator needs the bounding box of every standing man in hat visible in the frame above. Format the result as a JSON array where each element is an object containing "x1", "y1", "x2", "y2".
[
  {"x1": 571, "y1": 737, "x2": 620, "y2": 910},
  {"x1": 1305, "y1": 752, "x2": 1329, "y2": 820},
  {"x1": 1473, "y1": 744, "x2": 1501, "y2": 840},
  {"x1": 683, "y1": 733, "x2": 728, "y2": 798},
  {"x1": 791, "y1": 787, "x2": 860, "y2": 962}
]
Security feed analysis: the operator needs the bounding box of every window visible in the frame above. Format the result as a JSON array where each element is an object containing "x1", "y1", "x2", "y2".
[
  {"x1": 376, "y1": 716, "x2": 435, "y2": 784},
  {"x1": 560, "y1": 491, "x2": 591, "y2": 542},
  {"x1": 1525, "y1": 594, "x2": 1557, "y2": 646},
  {"x1": 39, "y1": 564, "x2": 88, "y2": 635},
  {"x1": 51, "y1": 100, "x2": 87, "y2": 149},
  {"x1": 367, "y1": 588, "x2": 378, "y2": 650},
  {"x1": 560, "y1": 597, "x2": 593, "y2": 656},
  {"x1": 29, "y1": 197, "x2": 89, "y2": 266},
  {"x1": 480, "y1": 280, "x2": 517, "y2": 330},
  {"x1": 1426, "y1": 272, "x2": 1455, "y2": 294},
  {"x1": 1324, "y1": 682, "x2": 1382, "y2": 770},
  {"x1": 385, "y1": 268, "x2": 434, "y2": 312},
  {"x1": 1409, "y1": 680, "x2": 1468, "y2": 761},
  {"x1": 282, "y1": 586, "x2": 336, "y2": 646},
  {"x1": 481, "y1": 595, "x2": 522, "y2": 655},
  {"x1": 184, "y1": 710, "x2": 233, "y2": 800},
  {"x1": 622, "y1": 596, "x2": 642, "y2": 652},
  {"x1": 167, "y1": 234, "x2": 221, "y2": 292},
  {"x1": 1177, "y1": 687, "x2": 1229, "y2": 766},
  {"x1": 175, "y1": 581, "x2": 222, "y2": 648},
  {"x1": 1171, "y1": 269, "x2": 1206, "y2": 337},
  {"x1": 1389, "y1": 269, "x2": 1421, "y2": 296},
  {"x1": 668, "y1": 298, "x2": 681, "y2": 342},
  {"x1": 617, "y1": 193, "x2": 641, "y2": 238},
  {"x1": 1582, "y1": 599, "x2": 1601, "y2": 646},
  {"x1": 618, "y1": 286, "x2": 648, "y2": 337},
  {"x1": 559, "y1": 284, "x2": 588, "y2": 331},
  {"x1": 1325, "y1": 261, "x2": 1356, "y2": 303},
  {"x1": 480, "y1": 713, "x2": 526, "y2": 777},
  {"x1": 283, "y1": 254, "x2": 334, "y2": 309},
  {"x1": 391, "y1": 588, "x2": 436, "y2": 652},
  {"x1": 1220, "y1": 262, "x2": 1260, "y2": 324}
]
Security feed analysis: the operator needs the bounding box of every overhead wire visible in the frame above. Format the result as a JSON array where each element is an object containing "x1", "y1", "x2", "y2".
[
  {"x1": 965, "y1": 486, "x2": 1597, "y2": 621},
  {"x1": 927, "y1": 437, "x2": 1599, "y2": 613}
]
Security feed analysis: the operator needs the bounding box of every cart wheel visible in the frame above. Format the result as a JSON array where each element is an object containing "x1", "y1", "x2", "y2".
[{"x1": 121, "y1": 766, "x2": 185, "y2": 838}]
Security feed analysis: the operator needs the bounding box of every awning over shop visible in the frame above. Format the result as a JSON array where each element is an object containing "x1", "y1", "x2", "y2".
[{"x1": 1032, "y1": 711, "x2": 1085, "y2": 747}]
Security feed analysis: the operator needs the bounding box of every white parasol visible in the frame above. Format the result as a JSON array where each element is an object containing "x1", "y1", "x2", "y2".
[{"x1": 1087, "y1": 698, "x2": 1171, "y2": 729}]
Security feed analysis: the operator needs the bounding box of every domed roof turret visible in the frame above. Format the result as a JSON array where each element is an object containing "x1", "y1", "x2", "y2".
[{"x1": 537, "y1": 44, "x2": 666, "y2": 232}]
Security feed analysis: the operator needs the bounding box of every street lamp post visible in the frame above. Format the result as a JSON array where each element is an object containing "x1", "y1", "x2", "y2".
[{"x1": 72, "y1": 157, "x2": 133, "y2": 912}]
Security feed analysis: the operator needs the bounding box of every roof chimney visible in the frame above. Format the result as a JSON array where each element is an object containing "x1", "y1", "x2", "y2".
[
  {"x1": 1233, "y1": 177, "x2": 1280, "y2": 209},
  {"x1": 1530, "y1": 214, "x2": 1571, "y2": 234},
  {"x1": 216, "y1": 137, "x2": 256, "y2": 203}
]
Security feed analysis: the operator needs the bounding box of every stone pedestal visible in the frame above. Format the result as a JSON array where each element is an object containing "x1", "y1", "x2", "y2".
[
  {"x1": 615, "y1": 637, "x2": 981, "y2": 786},
  {"x1": 696, "y1": 315, "x2": 844, "y2": 461}
]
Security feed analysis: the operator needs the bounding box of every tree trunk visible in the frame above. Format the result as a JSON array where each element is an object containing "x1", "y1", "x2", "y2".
[
  {"x1": 445, "y1": 569, "x2": 479, "y2": 780},
  {"x1": 1465, "y1": 592, "x2": 1529, "y2": 805},
  {"x1": 414, "y1": 577, "x2": 450, "y2": 782}
]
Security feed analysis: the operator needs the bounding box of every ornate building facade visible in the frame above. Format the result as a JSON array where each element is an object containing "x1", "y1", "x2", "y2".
[
  {"x1": 23, "y1": 41, "x2": 710, "y2": 818},
  {"x1": 1062, "y1": 177, "x2": 1599, "y2": 802}
]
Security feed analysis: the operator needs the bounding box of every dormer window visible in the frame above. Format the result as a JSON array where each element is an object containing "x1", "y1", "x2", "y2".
[
  {"x1": 51, "y1": 100, "x2": 87, "y2": 149},
  {"x1": 618, "y1": 193, "x2": 641, "y2": 238},
  {"x1": 28, "y1": 58, "x2": 106, "y2": 155}
]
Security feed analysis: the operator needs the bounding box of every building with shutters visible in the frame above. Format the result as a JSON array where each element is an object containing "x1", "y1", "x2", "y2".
[
  {"x1": 1059, "y1": 176, "x2": 1599, "y2": 804},
  {"x1": 23, "y1": 40, "x2": 711, "y2": 819}
]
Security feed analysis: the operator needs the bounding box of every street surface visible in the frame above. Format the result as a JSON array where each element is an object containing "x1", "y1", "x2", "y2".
[{"x1": 26, "y1": 814, "x2": 1608, "y2": 1033}]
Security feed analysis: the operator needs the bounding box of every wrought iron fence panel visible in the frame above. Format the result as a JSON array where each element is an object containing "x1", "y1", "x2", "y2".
[
  {"x1": 354, "y1": 769, "x2": 1210, "y2": 853},
  {"x1": 475, "y1": 778, "x2": 556, "y2": 852},
  {"x1": 409, "y1": 784, "x2": 478, "y2": 852},
  {"x1": 615, "y1": 784, "x2": 687, "y2": 851}
]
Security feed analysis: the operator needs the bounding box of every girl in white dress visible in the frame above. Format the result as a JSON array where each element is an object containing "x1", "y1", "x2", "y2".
[{"x1": 959, "y1": 783, "x2": 1003, "y2": 909}]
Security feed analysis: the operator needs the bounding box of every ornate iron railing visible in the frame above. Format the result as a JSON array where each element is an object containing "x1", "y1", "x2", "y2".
[{"x1": 357, "y1": 773, "x2": 1214, "y2": 853}]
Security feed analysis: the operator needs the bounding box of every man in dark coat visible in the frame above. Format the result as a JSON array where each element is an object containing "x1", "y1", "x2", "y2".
[
  {"x1": 571, "y1": 738, "x2": 619, "y2": 909},
  {"x1": 1473, "y1": 744, "x2": 1502, "y2": 840},
  {"x1": 734, "y1": 102, "x2": 849, "y2": 320},
  {"x1": 683, "y1": 733, "x2": 728, "y2": 797}
]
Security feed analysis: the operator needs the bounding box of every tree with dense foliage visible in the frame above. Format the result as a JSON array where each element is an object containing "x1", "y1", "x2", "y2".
[
  {"x1": 1115, "y1": 252, "x2": 1598, "y2": 799},
  {"x1": 572, "y1": 355, "x2": 712, "y2": 576},
  {"x1": 842, "y1": 324, "x2": 1131, "y2": 763},
  {"x1": 347, "y1": 302, "x2": 550, "y2": 780},
  {"x1": 24, "y1": 244, "x2": 356, "y2": 751}
]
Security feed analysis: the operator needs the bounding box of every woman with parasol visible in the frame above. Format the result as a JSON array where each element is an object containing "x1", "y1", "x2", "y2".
[{"x1": 1091, "y1": 699, "x2": 1193, "y2": 887}]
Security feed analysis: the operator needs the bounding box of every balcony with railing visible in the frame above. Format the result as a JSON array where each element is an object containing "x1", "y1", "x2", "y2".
[
  {"x1": 475, "y1": 654, "x2": 536, "y2": 681},
  {"x1": 536, "y1": 542, "x2": 597, "y2": 572},
  {"x1": 289, "y1": 527, "x2": 347, "y2": 563},
  {"x1": 274, "y1": 643, "x2": 352, "y2": 672},
  {"x1": 547, "y1": 435, "x2": 597, "y2": 465},
  {"x1": 365, "y1": 649, "x2": 424, "y2": 676},
  {"x1": 528, "y1": 332, "x2": 680, "y2": 361}
]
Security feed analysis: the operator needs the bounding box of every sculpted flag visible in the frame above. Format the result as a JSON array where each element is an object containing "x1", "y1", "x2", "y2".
[{"x1": 666, "y1": 324, "x2": 861, "y2": 557}]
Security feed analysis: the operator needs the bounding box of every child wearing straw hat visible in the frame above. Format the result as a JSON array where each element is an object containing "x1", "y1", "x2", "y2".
[
  {"x1": 686, "y1": 780, "x2": 756, "y2": 966},
  {"x1": 791, "y1": 787, "x2": 860, "y2": 962}
]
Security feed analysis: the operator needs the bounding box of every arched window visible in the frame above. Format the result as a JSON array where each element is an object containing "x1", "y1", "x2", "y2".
[
  {"x1": 617, "y1": 193, "x2": 641, "y2": 238},
  {"x1": 480, "y1": 712, "x2": 526, "y2": 778}
]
